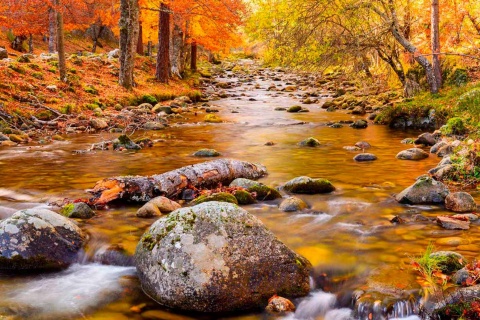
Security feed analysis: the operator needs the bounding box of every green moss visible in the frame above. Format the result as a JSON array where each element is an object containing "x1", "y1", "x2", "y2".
[
  {"x1": 140, "y1": 94, "x2": 157, "y2": 105},
  {"x1": 17, "y1": 55, "x2": 30, "y2": 63},
  {"x1": 192, "y1": 192, "x2": 238, "y2": 205},
  {"x1": 234, "y1": 190, "x2": 256, "y2": 205},
  {"x1": 8, "y1": 63, "x2": 26, "y2": 74},
  {"x1": 60, "y1": 203, "x2": 75, "y2": 216},
  {"x1": 441, "y1": 117, "x2": 466, "y2": 135},
  {"x1": 287, "y1": 105, "x2": 302, "y2": 113},
  {"x1": 28, "y1": 63, "x2": 41, "y2": 70},
  {"x1": 31, "y1": 72, "x2": 44, "y2": 80},
  {"x1": 247, "y1": 185, "x2": 282, "y2": 201},
  {"x1": 36, "y1": 110, "x2": 54, "y2": 120},
  {"x1": 84, "y1": 85, "x2": 98, "y2": 95}
]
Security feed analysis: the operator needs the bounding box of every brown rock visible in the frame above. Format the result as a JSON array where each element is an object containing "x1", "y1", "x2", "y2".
[
  {"x1": 445, "y1": 192, "x2": 477, "y2": 213},
  {"x1": 266, "y1": 295, "x2": 296, "y2": 314},
  {"x1": 437, "y1": 216, "x2": 470, "y2": 230},
  {"x1": 136, "y1": 203, "x2": 161, "y2": 218}
]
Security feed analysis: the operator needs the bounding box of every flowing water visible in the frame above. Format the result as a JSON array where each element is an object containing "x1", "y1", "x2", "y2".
[{"x1": 0, "y1": 64, "x2": 478, "y2": 319}]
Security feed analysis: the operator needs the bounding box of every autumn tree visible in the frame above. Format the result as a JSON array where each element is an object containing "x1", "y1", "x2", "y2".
[
  {"x1": 431, "y1": 0, "x2": 442, "y2": 88},
  {"x1": 119, "y1": 0, "x2": 140, "y2": 89},
  {"x1": 155, "y1": 2, "x2": 170, "y2": 83},
  {"x1": 55, "y1": 0, "x2": 67, "y2": 82}
]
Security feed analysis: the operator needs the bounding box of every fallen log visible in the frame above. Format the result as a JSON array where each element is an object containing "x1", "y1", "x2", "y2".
[{"x1": 88, "y1": 159, "x2": 268, "y2": 205}]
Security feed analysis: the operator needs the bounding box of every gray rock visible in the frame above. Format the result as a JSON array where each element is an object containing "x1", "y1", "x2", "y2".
[
  {"x1": 395, "y1": 176, "x2": 449, "y2": 204},
  {"x1": 0, "y1": 208, "x2": 86, "y2": 270},
  {"x1": 108, "y1": 48, "x2": 120, "y2": 59},
  {"x1": 299, "y1": 137, "x2": 321, "y2": 147},
  {"x1": 437, "y1": 216, "x2": 470, "y2": 230},
  {"x1": 438, "y1": 156, "x2": 452, "y2": 166},
  {"x1": 193, "y1": 149, "x2": 221, "y2": 157},
  {"x1": 354, "y1": 153, "x2": 377, "y2": 162},
  {"x1": 445, "y1": 192, "x2": 477, "y2": 213},
  {"x1": 329, "y1": 123, "x2": 343, "y2": 128},
  {"x1": 143, "y1": 122, "x2": 165, "y2": 130},
  {"x1": 415, "y1": 133, "x2": 437, "y2": 146},
  {"x1": 279, "y1": 197, "x2": 308, "y2": 212},
  {"x1": 152, "y1": 104, "x2": 173, "y2": 114},
  {"x1": 230, "y1": 178, "x2": 262, "y2": 189},
  {"x1": 437, "y1": 144, "x2": 453, "y2": 157},
  {"x1": 135, "y1": 202, "x2": 311, "y2": 313},
  {"x1": 283, "y1": 176, "x2": 335, "y2": 194},
  {"x1": 430, "y1": 141, "x2": 448, "y2": 154},
  {"x1": 46, "y1": 85, "x2": 57, "y2": 92},
  {"x1": 430, "y1": 164, "x2": 453, "y2": 180},
  {"x1": 93, "y1": 244, "x2": 134, "y2": 266},
  {"x1": 396, "y1": 148, "x2": 429, "y2": 160},
  {"x1": 350, "y1": 120, "x2": 368, "y2": 129},
  {"x1": 113, "y1": 135, "x2": 141, "y2": 150},
  {"x1": 62, "y1": 202, "x2": 94, "y2": 219},
  {"x1": 0, "y1": 47, "x2": 8, "y2": 60},
  {"x1": 452, "y1": 267, "x2": 469, "y2": 285},
  {"x1": 0, "y1": 133, "x2": 9, "y2": 141},
  {"x1": 90, "y1": 118, "x2": 108, "y2": 130}
]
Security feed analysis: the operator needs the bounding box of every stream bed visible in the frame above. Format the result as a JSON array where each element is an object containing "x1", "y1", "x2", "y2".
[{"x1": 1, "y1": 63, "x2": 478, "y2": 320}]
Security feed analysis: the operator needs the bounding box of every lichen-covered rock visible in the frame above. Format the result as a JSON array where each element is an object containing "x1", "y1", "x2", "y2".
[
  {"x1": 445, "y1": 192, "x2": 477, "y2": 213},
  {"x1": 299, "y1": 137, "x2": 321, "y2": 147},
  {"x1": 192, "y1": 192, "x2": 238, "y2": 205},
  {"x1": 429, "y1": 251, "x2": 466, "y2": 274},
  {"x1": 415, "y1": 133, "x2": 437, "y2": 146},
  {"x1": 0, "y1": 208, "x2": 86, "y2": 270},
  {"x1": 430, "y1": 141, "x2": 448, "y2": 154},
  {"x1": 229, "y1": 178, "x2": 262, "y2": 189},
  {"x1": 396, "y1": 148, "x2": 429, "y2": 160},
  {"x1": 113, "y1": 135, "x2": 141, "y2": 150},
  {"x1": 279, "y1": 197, "x2": 308, "y2": 212},
  {"x1": 283, "y1": 176, "x2": 335, "y2": 194},
  {"x1": 135, "y1": 202, "x2": 311, "y2": 313},
  {"x1": 395, "y1": 176, "x2": 449, "y2": 204},
  {"x1": 61, "y1": 202, "x2": 94, "y2": 219},
  {"x1": 233, "y1": 190, "x2": 256, "y2": 205},
  {"x1": 229, "y1": 179, "x2": 281, "y2": 201},
  {"x1": 193, "y1": 149, "x2": 221, "y2": 157},
  {"x1": 353, "y1": 153, "x2": 377, "y2": 162}
]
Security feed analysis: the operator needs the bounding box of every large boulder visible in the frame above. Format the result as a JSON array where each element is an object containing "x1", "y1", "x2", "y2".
[
  {"x1": 135, "y1": 202, "x2": 311, "y2": 313},
  {"x1": 283, "y1": 176, "x2": 335, "y2": 194},
  {"x1": 0, "y1": 208, "x2": 86, "y2": 270},
  {"x1": 396, "y1": 148, "x2": 429, "y2": 160},
  {"x1": 395, "y1": 176, "x2": 449, "y2": 204},
  {"x1": 445, "y1": 192, "x2": 477, "y2": 213},
  {"x1": 415, "y1": 133, "x2": 437, "y2": 146}
]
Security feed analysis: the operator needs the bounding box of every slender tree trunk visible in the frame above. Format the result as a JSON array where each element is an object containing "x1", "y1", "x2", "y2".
[
  {"x1": 48, "y1": 7, "x2": 57, "y2": 53},
  {"x1": 119, "y1": 0, "x2": 139, "y2": 89},
  {"x1": 28, "y1": 34, "x2": 33, "y2": 53},
  {"x1": 137, "y1": 21, "x2": 144, "y2": 55},
  {"x1": 431, "y1": 0, "x2": 442, "y2": 88},
  {"x1": 155, "y1": 3, "x2": 170, "y2": 83},
  {"x1": 170, "y1": 23, "x2": 183, "y2": 77},
  {"x1": 467, "y1": 13, "x2": 480, "y2": 35},
  {"x1": 55, "y1": 0, "x2": 67, "y2": 82},
  {"x1": 92, "y1": 24, "x2": 105, "y2": 53},
  {"x1": 403, "y1": 0, "x2": 411, "y2": 41},
  {"x1": 190, "y1": 40, "x2": 197, "y2": 71},
  {"x1": 182, "y1": 19, "x2": 191, "y2": 72},
  {"x1": 147, "y1": 41, "x2": 152, "y2": 56}
]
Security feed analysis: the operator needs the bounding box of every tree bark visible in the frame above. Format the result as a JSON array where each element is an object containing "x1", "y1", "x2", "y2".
[
  {"x1": 11, "y1": 36, "x2": 27, "y2": 52},
  {"x1": 137, "y1": 21, "x2": 144, "y2": 55},
  {"x1": 431, "y1": 0, "x2": 442, "y2": 88},
  {"x1": 28, "y1": 34, "x2": 33, "y2": 53},
  {"x1": 119, "y1": 0, "x2": 139, "y2": 89},
  {"x1": 191, "y1": 40, "x2": 197, "y2": 71},
  {"x1": 155, "y1": 2, "x2": 170, "y2": 83},
  {"x1": 170, "y1": 23, "x2": 183, "y2": 77},
  {"x1": 88, "y1": 159, "x2": 268, "y2": 205},
  {"x1": 147, "y1": 41, "x2": 153, "y2": 56},
  {"x1": 48, "y1": 7, "x2": 57, "y2": 53},
  {"x1": 55, "y1": 0, "x2": 67, "y2": 82},
  {"x1": 467, "y1": 12, "x2": 480, "y2": 35},
  {"x1": 92, "y1": 24, "x2": 105, "y2": 53}
]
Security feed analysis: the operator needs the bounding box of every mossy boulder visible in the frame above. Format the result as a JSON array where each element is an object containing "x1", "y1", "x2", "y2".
[
  {"x1": 441, "y1": 117, "x2": 466, "y2": 135},
  {"x1": 193, "y1": 149, "x2": 221, "y2": 157},
  {"x1": 233, "y1": 190, "x2": 256, "y2": 205},
  {"x1": 429, "y1": 251, "x2": 466, "y2": 274},
  {"x1": 299, "y1": 137, "x2": 321, "y2": 147},
  {"x1": 283, "y1": 176, "x2": 335, "y2": 194},
  {"x1": 135, "y1": 202, "x2": 312, "y2": 313},
  {"x1": 395, "y1": 176, "x2": 449, "y2": 204},
  {"x1": 248, "y1": 185, "x2": 282, "y2": 201},
  {"x1": 396, "y1": 148, "x2": 429, "y2": 160},
  {"x1": 61, "y1": 202, "x2": 94, "y2": 219},
  {"x1": 113, "y1": 134, "x2": 141, "y2": 150},
  {"x1": 230, "y1": 178, "x2": 262, "y2": 189},
  {"x1": 152, "y1": 104, "x2": 173, "y2": 114},
  {"x1": 192, "y1": 192, "x2": 238, "y2": 205},
  {"x1": 287, "y1": 105, "x2": 302, "y2": 113},
  {"x1": 0, "y1": 208, "x2": 86, "y2": 270},
  {"x1": 351, "y1": 120, "x2": 368, "y2": 129}
]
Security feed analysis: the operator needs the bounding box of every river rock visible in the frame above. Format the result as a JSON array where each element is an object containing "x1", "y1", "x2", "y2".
[
  {"x1": 351, "y1": 106, "x2": 366, "y2": 115},
  {"x1": 230, "y1": 179, "x2": 281, "y2": 200},
  {"x1": 279, "y1": 197, "x2": 308, "y2": 212},
  {"x1": 90, "y1": 118, "x2": 108, "y2": 130},
  {"x1": 93, "y1": 244, "x2": 134, "y2": 267},
  {"x1": 437, "y1": 144, "x2": 453, "y2": 157},
  {"x1": 415, "y1": 133, "x2": 437, "y2": 146},
  {"x1": 61, "y1": 202, "x2": 95, "y2": 219},
  {"x1": 287, "y1": 105, "x2": 302, "y2": 113},
  {"x1": 230, "y1": 178, "x2": 261, "y2": 189},
  {"x1": 430, "y1": 141, "x2": 448, "y2": 154},
  {"x1": 437, "y1": 216, "x2": 470, "y2": 230},
  {"x1": 299, "y1": 137, "x2": 321, "y2": 147},
  {"x1": 445, "y1": 192, "x2": 477, "y2": 213},
  {"x1": 137, "y1": 196, "x2": 182, "y2": 218},
  {"x1": 193, "y1": 149, "x2": 221, "y2": 157},
  {"x1": 233, "y1": 190, "x2": 256, "y2": 205},
  {"x1": 113, "y1": 134, "x2": 142, "y2": 150},
  {"x1": 395, "y1": 176, "x2": 449, "y2": 204},
  {"x1": 0, "y1": 133, "x2": 9, "y2": 141},
  {"x1": 429, "y1": 251, "x2": 466, "y2": 274},
  {"x1": 430, "y1": 164, "x2": 453, "y2": 180},
  {"x1": 283, "y1": 176, "x2": 335, "y2": 194},
  {"x1": 137, "y1": 203, "x2": 161, "y2": 218},
  {"x1": 354, "y1": 153, "x2": 377, "y2": 162},
  {"x1": 350, "y1": 120, "x2": 368, "y2": 129},
  {"x1": 0, "y1": 208, "x2": 86, "y2": 270},
  {"x1": 143, "y1": 122, "x2": 165, "y2": 130},
  {"x1": 192, "y1": 192, "x2": 238, "y2": 205},
  {"x1": 355, "y1": 141, "x2": 371, "y2": 149},
  {"x1": 152, "y1": 104, "x2": 173, "y2": 114},
  {"x1": 135, "y1": 202, "x2": 311, "y2": 313},
  {"x1": 396, "y1": 148, "x2": 429, "y2": 160},
  {"x1": 265, "y1": 295, "x2": 296, "y2": 313}
]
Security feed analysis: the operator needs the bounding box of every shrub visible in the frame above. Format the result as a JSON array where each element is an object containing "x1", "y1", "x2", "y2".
[{"x1": 441, "y1": 117, "x2": 466, "y2": 135}]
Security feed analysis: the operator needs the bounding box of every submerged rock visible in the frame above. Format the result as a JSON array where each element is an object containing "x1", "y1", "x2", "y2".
[
  {"x1": 279, "y1": 197, "x2": 308, "y2": 212},
  {"x1": 283, "y1": 176, "x2": 335, "y2": 194},
  {"x1": 445, "y1": 192, "x2": 477, "y2": 213},
  {"x1": 192, "y1": 192, "x2": 238, "y2": 205},
  {"x1": 0, "y1": 208, "x2": 86, "y2": 270},
  {"x1": 350, "y1": 120, "x2": 368, "y2": 129},
  {"x1": 61, "y1": 202, "x2": 94, "y2": 219},
  {"x1": 287, "y1": 105, "x2": 302, "y2": 113},
  {"x1": 395, "y1": 176, "x2": 449, "y2": 204},
  {"x1": 396, "y1": 148, "x2": 429, "y2": 160},
  {"x1": 353, "y1": 153, "x2": 377, "y2": 162},
  {"x1": 113, "y1": 135, "x2": 141, "y2": 150},
  {"x1": 135, "y1": 202, "x2": 311, "y2": 313},
  {"x1": 299, "y1": 137, "x2": 321, "y2": 147},
  {"x1": 193, "y1": 149, "x2": 221, "y2": 157}
]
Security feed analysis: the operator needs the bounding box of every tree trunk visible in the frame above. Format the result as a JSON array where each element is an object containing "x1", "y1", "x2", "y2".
[
  {"x1": 137, "y1": 21, "x2": 144, "y2": 55},
  {"x1": 119, "y1": 0, "x2": 139, "y2": 89},
  {"x1": 92, "y1": 24, "x2": 105, "y2": 53},
  {"x1": 155, "y1": 2, "x2": 170, "y2": 83},
  {"x1": 190, "y1": 40, "x2": 197, "y2": 71},
  {"x1": 182, "y1": 19, "x2": 191, "y2": 72},
  {"x1": 88, "y1": 159, "x2": 268, "y2": 205},
  {"x1": 48, "y1": 7, "x2": 56, "y2": 53},
  {"x1": 467, "y1": 12, "x2": 480, "y2": 35},
  {"x1": 431, "y1": 0, "x2": 442, "y2": 88},
  {"x1": 28, "y1": 34, "x2": 33, "y2": 53},
  {"x1": 170, "y1": 23, "x2": 183, "y2": 77},
  {"x1": 403, "y1": 0, "x2": 411, "y2": 41},
  {"x1": 147, "y1": 41, "x2": 152, "y2": 56},
  {"x1": 55, "y1": 0, "x2": 67, "y2": 82},
  {"x1": 376, "y1": 48, "x2": 406, "y2": 85},
  {"x1": 11, "y1": 36, "x2": 27, "y2": 52}
]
